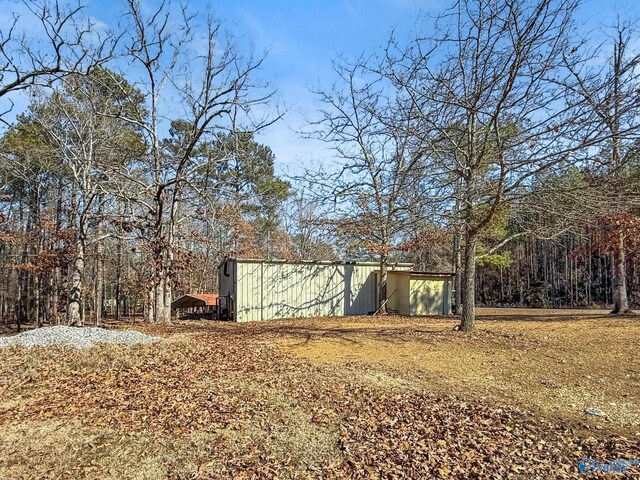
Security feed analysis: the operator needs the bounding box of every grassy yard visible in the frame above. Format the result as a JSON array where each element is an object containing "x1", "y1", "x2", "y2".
[{"x1": 0, "y1": 310, "x2": 639, "y2": 479}]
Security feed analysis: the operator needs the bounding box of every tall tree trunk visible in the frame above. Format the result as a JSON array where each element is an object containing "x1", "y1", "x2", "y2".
[
  {"x1": 378, "y1": 253, "x2": 388, "y2": 314},
  {"x1": 453, "y1": 232, "x2": 462, "y2": 315},
  {"x1": 608, "y1": 34, "x2": 632, "y2": 315},
  {"x1": 452, "y1": 179, "x2": 463, "y2": 316},
  {"x1": 144, "y1": 285, "x2": 154, "y2": 323},
  {"x1": 16, "y1": 198, "x2": 30, "y2": 329},
  {"x1": 16, "y1": 266, "x2": 26, "y2": 333},
  {"x1": 51, "y1": 179, "x2": 64, "y2": 325},
  {"x1": 17, "y1": 247, "x2": 28, "y2": 330},
  {"x1": 34, "y1": 194, "x2": 43, "y2": 327},
  {"x1": 146, "y1": 251, "x2": 173, "y2": 323},
  {"x1": 162, "y1": 274, "x2": 172, "y2": 322},
  {"x1": 0, "y1": 255, "x2": 5, "y2": 322},
  {"x1": 149, "y1": 275, "x2": 171, "y2": 323},
  {"x1": 94, "y1": 240, "x2": 104, "y2": 325},
  {"x1": 115, "y1": 237, "x2": 122, "y2": 322},
  {"x1": 52, "y1": 267, "x2": 61, "y2": 325},
  {"x1": 67, "y1": 237, "x2": 85, "y2": 326},
  {"x1": 94, "y1": 196, "x2": 105, "y2": 326},
  {"x1": 144, "y1": 191, "x2": 173, "y2": 323},
  {"x1": 459, "y1": 233, "x2": 476, "y2": 332},
  {"x1": 612, "y1": 232, "x2": 631, "y2": 314},
  {"x1": 34, "y1": 273, "x2": 41, "y2": 327}
]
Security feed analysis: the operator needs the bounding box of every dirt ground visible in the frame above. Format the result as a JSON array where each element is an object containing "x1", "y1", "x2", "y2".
[{"x1": 0, "y1": 309, "x2": 638, "y2": 479}]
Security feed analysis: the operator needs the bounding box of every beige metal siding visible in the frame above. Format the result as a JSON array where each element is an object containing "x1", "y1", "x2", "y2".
[
  {"x1": 386, "y1": 273, "x2": 399, "y2": 312},
  {"x1": 409, "y1": 276, "x2": 452, "y2": 315},
  {"x1": 443, "y1": 280, "x2": 451, "y2": 315},
  {"x1": 262, "y1": 262, "x2": 344, "y2": 320},
  {"x1": 236, "y1": 261, "x2": 261, "y2": 322},
  {"x1": 232, "y1": 260, "x2": 411, "y2": 322},
  {"x1": 380, "y1": 272, "x2": 410, "y2": 315},
  {"x1": 397, "y1": 275, "x2": 411, "y2": 316},
  {"x1": 343, "y1": 264, "x2": 375, "y2": 315}
]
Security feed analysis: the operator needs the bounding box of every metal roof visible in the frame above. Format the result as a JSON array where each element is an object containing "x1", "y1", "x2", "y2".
[
  {"x1": 375, "y1": 270, "x2": 455, "y2": 277},
  {"x1": 410, "y1": 271, "x2": 455, "y2": 277},
  {"x1": 222, "y1": 257, "x2": 414, "y2": 268},
  {"x1": 171, "y1": 293, "x2": 218, "y2": 309}
]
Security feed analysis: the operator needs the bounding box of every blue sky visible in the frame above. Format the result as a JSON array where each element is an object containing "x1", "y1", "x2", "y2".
[
  {"x1": 199, "y1": 0, "x2": 445, "y2": 176},
  {"x1": 222, "y1": 0, "x2": 630, "y2": 178},
  {"x1": 3, "y1": 0, "x2": 634, "y2": 177},
  {"x1": 183, "y1": 0, "x2": 634, "y2": 176}
]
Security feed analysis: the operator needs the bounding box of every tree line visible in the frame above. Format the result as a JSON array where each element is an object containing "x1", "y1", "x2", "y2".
[
  {"x1": 1, "y1": 0, "x2": 639, "y2": 331},
  {"x1": 0, "y1": 0, "x2": 297, "y2": 327},
  {"x1": 303, "y1": 0, "x2": 640, "y2": 330}
]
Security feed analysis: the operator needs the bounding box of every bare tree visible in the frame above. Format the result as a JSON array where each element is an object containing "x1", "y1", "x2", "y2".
[
  {"x1": 561, "y1": 19, "x2": 640, "y2": 314},
  {"x1": 32, "y1": 70, "x2": 141, "y2": 326},
  {"x1": 307, "y1": 57, "x2": 425, "y2": 313},
  {"x1": 108, "y1": 0, "x2": 278, "y2": 323},
  {"x1": 282, "y1": 193, "x2": 338, "y2": 261},
  {"x1": 0, "y1": 0, "x2": 115, "y2": 123},
  {"x1": 386, "y1": 0, "x2": 613, "y2": 330}
]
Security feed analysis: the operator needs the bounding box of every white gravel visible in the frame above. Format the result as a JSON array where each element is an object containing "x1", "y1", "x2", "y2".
[{"x1": 0, "y1": 326, "x2": 161, "y2": 349}]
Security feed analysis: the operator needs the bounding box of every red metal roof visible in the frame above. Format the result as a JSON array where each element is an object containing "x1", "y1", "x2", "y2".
[
  {"x1": 171, "y1": 293, "x2": 218, "y2": 309},
  {"x1": 189, "y1": 294, "x2": 218, "y2": 305}
]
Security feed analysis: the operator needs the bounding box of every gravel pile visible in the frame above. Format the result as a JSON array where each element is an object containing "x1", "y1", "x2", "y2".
[{"x1": 0, "y1": 326, "x2": 161, "y2": 349}]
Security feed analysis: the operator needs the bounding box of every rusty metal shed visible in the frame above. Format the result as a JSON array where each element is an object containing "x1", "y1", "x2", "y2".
[
  {"x1": 171, "y1": 294, "x2": 218, "y2": 309},
  {"x1": 171, "y1": 294, "x2": 219, "y2": 319}
]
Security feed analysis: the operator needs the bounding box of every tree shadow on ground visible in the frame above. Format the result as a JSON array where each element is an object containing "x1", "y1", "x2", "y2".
[{"x1": 476, "y1": 313, "x2": 639, "y2": 322}]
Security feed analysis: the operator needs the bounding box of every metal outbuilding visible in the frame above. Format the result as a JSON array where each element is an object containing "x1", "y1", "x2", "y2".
[
  {"x1": 171, "y1": 293, "x2": 218, "y2": 318},
  {"x1": 378, "y1": 271, "x2": 453, "y2": 316},
  {"x1": 218, "y1": 258, "x2": 453, "y2": 322}
]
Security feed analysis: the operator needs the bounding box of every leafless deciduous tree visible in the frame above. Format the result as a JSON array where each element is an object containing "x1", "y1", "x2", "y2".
[
  {"x1": 561, "y1": 19, "x2": 640, "y2": 314},
  {"x1": 307, "y1": 57, "x2": 426, "y2": 313},
  {"x1": 108, "y1": 0, "x2": 278, "y2": 323},
  {"x1": 281, "y1": 193, "x2": 338, "y2": 261},
  {"x1": 385, "y1": 0, "x2": 616, "y2": 330},
  {"x1": 0, "y1": 0, "x2": 115, "y2": 123}
]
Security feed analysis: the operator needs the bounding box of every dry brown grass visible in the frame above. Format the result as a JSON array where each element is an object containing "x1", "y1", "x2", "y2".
[
  {"x1": 0, "y1": 420, "x2": 176, "y2": 479},
  {"x1": 276, "y1": 310, "x2": 640, "y2": 431},
  {"x1": 0, "y1": 309, "x2": 638, "y2": 478}
]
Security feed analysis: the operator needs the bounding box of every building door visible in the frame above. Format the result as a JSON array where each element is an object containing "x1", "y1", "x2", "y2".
[{"x1": 410, "y1": 278, "x2": 444, "y2": 315}]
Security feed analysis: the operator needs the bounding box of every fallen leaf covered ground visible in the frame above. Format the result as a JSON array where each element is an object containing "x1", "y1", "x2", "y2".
[{"x1": 0, "y1": 309, "x2": 638, "y2": 479}]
